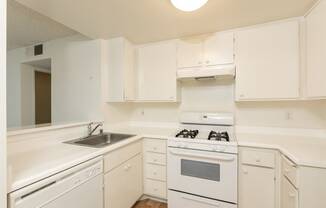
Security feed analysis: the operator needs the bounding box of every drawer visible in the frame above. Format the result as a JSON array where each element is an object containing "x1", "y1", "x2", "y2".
[
  {"x1": 144, "y1": 179, "x2": 167, "y2": 199},
  {"x1": 104, "y1": 141, "x2": 142, "y2": 173},
  {"x1": 282, "y1": 176, "x2": 298, "y2": 208},
  {"x1": 145, "y1": 152, "x2": 166, "y2": 166},
  {"x1": 282, "y1": 155, "x2": 298, "y2": 188},
  {"x1": 144, "y1": 138, "x2": 167, "y2": 154},
  {"x1": 241, "y1": 148, "x2": 275, "y2": 168},
  {"x1": 145, "y1": 164, "x2": 166, "y2": 181}
]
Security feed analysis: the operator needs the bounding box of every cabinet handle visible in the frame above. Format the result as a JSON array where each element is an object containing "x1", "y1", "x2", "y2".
[
  {"x1": 198, "y1": 61, "x2": 202, "y2": 65},
  {"x1": 153, "y1": 171, "x2": 157, "y2": 175},
  {"x1": 206, "y1": 60, "x2": 210, "y2": 64},
  {"x1": 153, "y1": 159, "x2": 158, "y2": 162},
  {"x1": 256, "y1": 158, "x2": 261, "y2": 163}
]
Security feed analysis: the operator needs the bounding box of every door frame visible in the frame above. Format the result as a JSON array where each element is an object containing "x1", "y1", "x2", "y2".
[{"x1": 0, "y1": 0, "x2": 7, "y2": 206}]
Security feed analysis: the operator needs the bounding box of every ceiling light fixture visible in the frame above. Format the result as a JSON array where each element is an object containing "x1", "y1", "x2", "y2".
[{"x1": 171, "y1": 0, "x2": 208, "y2": 12}]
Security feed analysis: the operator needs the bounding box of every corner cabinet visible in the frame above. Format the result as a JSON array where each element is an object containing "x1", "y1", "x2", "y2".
[
  {"x1": 235, "y1": 20, "x2": 301, "y2": 101},
  {"x1": 103, "y1": 37, "x2": 136, "y2": 102},
  {"x1": 306, "y1": 0, "x2": 326, "y2": 98},
  {"x1": 136, "y1": 40, "x2": 179, "y2": 102}
]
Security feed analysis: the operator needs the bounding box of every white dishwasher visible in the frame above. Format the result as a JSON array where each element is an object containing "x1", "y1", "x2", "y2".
[{"x1": 8, "y1": 157, "x2": 104, "y2": 208}]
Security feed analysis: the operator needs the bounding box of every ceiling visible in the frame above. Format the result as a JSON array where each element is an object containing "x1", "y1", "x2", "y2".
[
  {"x1": 15, "y1": 0, "x2": 317, "y2": 44},
  {"x1": 7, "y1": 0, "x2": 77, "y2": 50}
]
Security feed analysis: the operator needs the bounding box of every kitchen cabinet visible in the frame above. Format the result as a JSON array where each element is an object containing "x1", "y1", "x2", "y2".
[
  {"x1": 136, "y1": 41, "x2": 179, "y2": 102},
  {"x1": 104, "y1": 154, "x2": 143, "y2": 208},
  {"x1": 239, "y1": 147, "x2": 279, "y2": 208},
  {"x1": 104, "y1": 37, "x2": 136, "y2": 102},
  {"x1": 235, "y1": 20, "x2": 300, "y2": 101},
  {"x1": 143, "y1": 138, "x2": 167, "y2": 199},
  {"x1": 103, "y1": 141, "x2": 143, "y2": 208},
  {"x1": 177, "y1": 32, "x2": 234, "y2": 69},
  {"x1": 306, "y1": 0, "x2": 326, "y2": 98}
]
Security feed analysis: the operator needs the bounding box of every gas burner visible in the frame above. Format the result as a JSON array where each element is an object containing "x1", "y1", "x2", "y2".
[
  {"x1": 176, "y1": 129, "x2": 199, "y2": 139},
  {"x1": 208, "y1": 131, "x2": 230, "y2": 142}
]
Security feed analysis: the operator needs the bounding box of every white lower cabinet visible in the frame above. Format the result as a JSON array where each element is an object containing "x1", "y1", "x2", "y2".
[
  {"x1": 143, "y1": 138, "x2": 167, "y2": 199},
  {"x1": 239, "y1": 147, "x2": 278, "y2": 208},
  {"x1": 104, "y1": 154, "x2": 143, "y2": 208}
]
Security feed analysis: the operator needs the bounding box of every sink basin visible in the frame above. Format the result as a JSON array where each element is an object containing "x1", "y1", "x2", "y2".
[{"x1": 64, "y1": 133, "x2": 136, "y2": 148}]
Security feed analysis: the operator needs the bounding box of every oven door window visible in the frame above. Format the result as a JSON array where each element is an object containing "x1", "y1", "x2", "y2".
[{"x1": 181, "y1": 159, "x2": 220, "y2": 182}]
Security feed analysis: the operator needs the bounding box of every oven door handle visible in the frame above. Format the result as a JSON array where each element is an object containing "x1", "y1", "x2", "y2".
[
  {"x1": 169, "y1": 149, "x2": 235, "y2": 161},
  {"x1": 182, "y1": 196, "x2": 221, "y2": 207}
]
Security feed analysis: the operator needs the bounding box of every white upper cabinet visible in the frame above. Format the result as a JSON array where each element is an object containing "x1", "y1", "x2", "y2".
[
  {"x1": 177, "y1": 32, "x2": 234, "y2": 69},
  {"x1": 177, "y1": 39, "x2": 203, "y2": 69},
  {"x1": 235, "y1": 20, "x2": 300, "y2": 101},
  {"x1": 136, "y1": 40, "x2": 179, "y2": 101},
  {"x1": 204, "y1": 32, "x2": 235, "y2": 66},
  {"x1": 306, "y1": 0, "x2": 326, "y2": 98},
  {"x1": 104, "y1": 37, "x2": 135, "y2": 102}
]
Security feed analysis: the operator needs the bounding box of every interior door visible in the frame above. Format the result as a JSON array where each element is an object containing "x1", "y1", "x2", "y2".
[{"x1": 35, "y1": 71, "x2": 51, "y2": 124}]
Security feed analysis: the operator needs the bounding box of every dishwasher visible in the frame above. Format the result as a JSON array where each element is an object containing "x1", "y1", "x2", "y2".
[{"x1": 8, "y1": 157, "x2": 104, "y2": 208}]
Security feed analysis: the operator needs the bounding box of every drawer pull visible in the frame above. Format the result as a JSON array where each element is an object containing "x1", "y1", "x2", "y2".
[{"x1": 256, "y1": 158, "x2": 261, "y2": 162}]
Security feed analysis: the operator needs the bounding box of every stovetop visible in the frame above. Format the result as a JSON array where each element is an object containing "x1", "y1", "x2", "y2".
[{"x1": 175, "y1": 129, "x2": 230, "y2": 142}]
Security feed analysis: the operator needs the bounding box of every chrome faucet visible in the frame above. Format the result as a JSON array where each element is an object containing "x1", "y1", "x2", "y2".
[{"x1": 88, "y1": 122, "x2": 103, "y2": 136}]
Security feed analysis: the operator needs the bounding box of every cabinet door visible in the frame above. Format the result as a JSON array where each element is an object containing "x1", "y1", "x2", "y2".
[
  {"x1": 235, "y1": 21, "x2": 300, "y2": 100},
  {"x1": 239, "y1": 165, "x2": 275, "y2": 208},
  {"x1": 281, "y1": 177, "x2": 298, "y2": 208},
  {"x1": 204, "y1": 32, "x2": 234, "y2": 66},
  {"x1": 306, "y1": 0, "x2": 326, "y2": 98},
  {"x1": 137, "y1": 41, "x2": 177, "y2": 101},
  {"x1": 177, "y1": 39, "x2": 203, "y2": 69},
  {"x1": 106, "y1": 38, "x2": 135, "y2": 102},
  {"x1": 104, "y1": 154, "x2": 143, "y2": 208}
]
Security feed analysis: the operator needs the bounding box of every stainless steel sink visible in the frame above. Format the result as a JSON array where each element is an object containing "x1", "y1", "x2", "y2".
[{"x1": 64, "y1": 133, "x2": 136, "y2": 148}]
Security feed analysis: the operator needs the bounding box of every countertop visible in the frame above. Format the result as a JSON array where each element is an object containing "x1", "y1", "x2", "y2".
[
  {"x1": 237, "y1": 133, "x2": 326, "y2": 168},
  {"x1": 7, "y1": 125, "x2": 176, "y2": 193},
  {"x1": 7, "y1": 124, "x2": 326, "y2": 194}
]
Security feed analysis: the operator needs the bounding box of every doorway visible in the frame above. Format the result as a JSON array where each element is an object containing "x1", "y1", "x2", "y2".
[{"x1": 20, "y1": 58, "x2": 52, "y2": 126}]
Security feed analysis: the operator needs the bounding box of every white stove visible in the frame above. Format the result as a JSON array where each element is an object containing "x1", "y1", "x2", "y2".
[
  {"x1": 168, "y1": 112, "x2": 238, "y2": 154},
  {"x1": 168, "y1": 112, "x2": 238, "y2": 208}
]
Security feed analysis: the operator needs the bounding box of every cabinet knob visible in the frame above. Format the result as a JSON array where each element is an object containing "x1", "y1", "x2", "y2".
[
  {"x1": 256, "y1": 158, "x2": 261, "y2": 163},
  {"x1": 198, "y1": 61, "x2": 202, "y2": 65},
  {"x1": 206, "y1": 60, "x2": 210, "y2": 64}
]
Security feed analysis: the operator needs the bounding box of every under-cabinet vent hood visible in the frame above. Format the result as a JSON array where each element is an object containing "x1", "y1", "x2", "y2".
[{"x1": 177, "y1": 65, "x2": 235, "y2": 80}]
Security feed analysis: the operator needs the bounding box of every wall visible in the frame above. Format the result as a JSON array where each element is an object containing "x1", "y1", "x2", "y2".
[
  {"x1": 105, "y1": 80, "x2": 326, "y2": 129},
  {"x1": 7, "y1": 35, "x2": 103, "y2": 128},
  {"x1": 0, "y1": 0, "x2": 7, "y2": 206}
]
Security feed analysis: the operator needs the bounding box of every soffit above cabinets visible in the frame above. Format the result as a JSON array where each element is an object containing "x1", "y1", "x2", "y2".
[{"x1": 16, "y1": 0, "x2": 317, "y2": 44}]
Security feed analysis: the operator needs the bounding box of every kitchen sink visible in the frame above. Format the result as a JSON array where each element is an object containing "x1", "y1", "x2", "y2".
[{"x1": 64, "y1": 133, "x2": 136, "y2": 148}]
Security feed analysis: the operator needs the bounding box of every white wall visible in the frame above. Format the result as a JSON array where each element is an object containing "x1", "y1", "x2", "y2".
[
  {"x1": 104, "y1": 80, "x2": 326, "y2": 129},
  {"x1": 7, "y1": 35, "x2": 103, "y2": 128},
  {"x1": 0, "y1": 0, "x2": 7, "y2": 205}
]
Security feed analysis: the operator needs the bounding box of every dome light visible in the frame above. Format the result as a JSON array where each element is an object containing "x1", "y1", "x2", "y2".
[{"x1": 171, "y1": 0, "x2": 208, "y2": 12}]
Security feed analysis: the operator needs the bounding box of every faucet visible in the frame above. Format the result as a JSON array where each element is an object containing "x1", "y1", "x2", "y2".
[{"x1": 88, "y1": 122, "x2": 103, "y2": 136}]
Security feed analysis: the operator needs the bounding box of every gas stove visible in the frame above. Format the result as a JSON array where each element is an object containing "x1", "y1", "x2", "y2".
[{"x1": 168, "y1": 112, "x2": 237, "y2": 154}]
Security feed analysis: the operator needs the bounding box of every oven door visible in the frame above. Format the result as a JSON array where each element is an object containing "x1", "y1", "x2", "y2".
[{"x1": 167, "y1": 147, "x2": 237, "y2": 203}]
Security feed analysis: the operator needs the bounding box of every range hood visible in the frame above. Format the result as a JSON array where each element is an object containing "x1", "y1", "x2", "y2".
[{"x1": 177, "y1": 64, "x2": 235, "y2": 80}]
